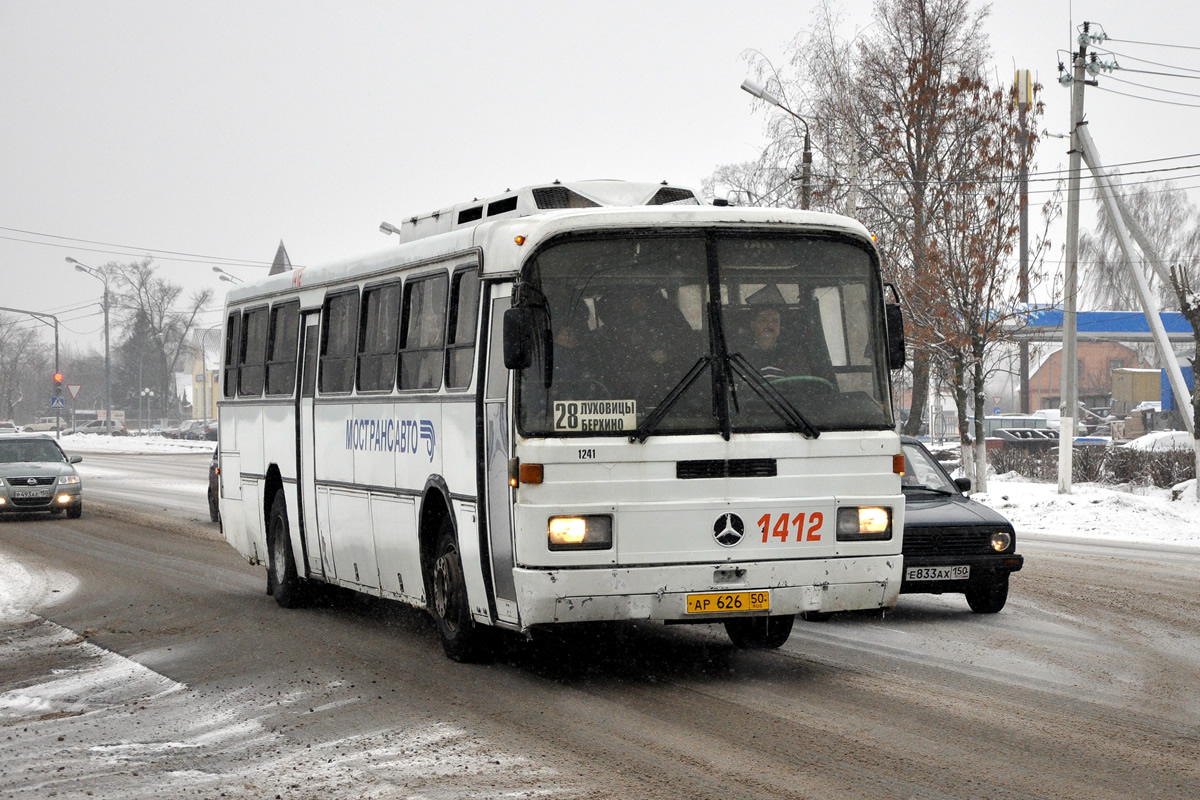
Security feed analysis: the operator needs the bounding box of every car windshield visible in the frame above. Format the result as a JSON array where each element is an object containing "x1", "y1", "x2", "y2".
[
  {"x1": 515, "y1": 232, "x2": 894, "y2": 438},
  {"x1": 0, "y1": 440, "x2": 66, "y2": 463},
  {"x1": 901, "y1": 442, "x2": 957, "y2": 494}
]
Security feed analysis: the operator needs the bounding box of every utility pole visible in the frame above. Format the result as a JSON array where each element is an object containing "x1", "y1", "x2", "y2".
[
  {"x1": 1016, "y1": 70, "x2": 1032, "y2": 414},
  {"x1": 1058, "y1": 29, "x2": 1090, "y2": 494}
]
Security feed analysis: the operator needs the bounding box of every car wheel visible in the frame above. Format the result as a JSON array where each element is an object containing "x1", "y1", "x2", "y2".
[
  {"x1": 66, "y1": 501, "x2": 82, "y2": 520},
  {"x1": 965, "y1": 576, "x2": 1009, "y2": 614},
  {"x1": 268, "y1": 492, "x2": 306, "y2": 608},
  {"x1": 724, "y1": 615, "x2": 795, "y2": 648},
  {"x1": 430, "y1": 518, "x2": 495, "y2": 662}
]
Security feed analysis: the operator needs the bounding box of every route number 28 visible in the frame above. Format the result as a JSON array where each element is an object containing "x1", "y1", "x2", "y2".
[{"x1": 757, "y1": 512, "x2": 823, "y2": 543}]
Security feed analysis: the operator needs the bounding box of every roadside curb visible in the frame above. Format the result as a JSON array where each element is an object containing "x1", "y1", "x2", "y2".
[{"x1": 83, "y1": 499, "x2": 223, "y2": 542}]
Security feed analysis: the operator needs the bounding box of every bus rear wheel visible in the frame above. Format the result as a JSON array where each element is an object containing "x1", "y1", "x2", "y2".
[
  {"x1": 724, "y1": 615, "x2": 795, "y2": 649},
  {"x1": 268, "y1": 492, "x2": 306, "y2": 608},
  {"x1": 431, "y1": 520, "x2": 493, "y2": 662}
]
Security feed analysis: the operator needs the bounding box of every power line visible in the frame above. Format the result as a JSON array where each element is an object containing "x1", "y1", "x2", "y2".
[
  {"x1": 1107, "y1": 74, "x2": 1200, "y2": 101},
  {"x1": 0, "y1": 226, "x2": 286, "y2": 269},
  {"x1": 1117, "y1": 67, "x2": 1200, "y2": 82},
  {"x1": 1094, "y1": 83, "x2": 1200, "y2": 109},
  {"x1": 1107, "y1": 37, "x2": 1200, "y2": 52},
  {"x1": 1107, "y1": 48, "x2": 1200, "y2": 76}
]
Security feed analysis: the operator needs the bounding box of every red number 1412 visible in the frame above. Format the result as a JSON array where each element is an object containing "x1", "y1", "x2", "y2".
[{"x1": 757, "y1": 512, "x2": 823, "y2": 543}]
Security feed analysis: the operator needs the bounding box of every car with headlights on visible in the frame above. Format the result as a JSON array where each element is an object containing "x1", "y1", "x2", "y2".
[
  {"x1": 0, "y1": 434, "x2": 83, "y2": 518},
  {"x1": 899, "y1": 437, "x2": 1023, "y2": 613}
]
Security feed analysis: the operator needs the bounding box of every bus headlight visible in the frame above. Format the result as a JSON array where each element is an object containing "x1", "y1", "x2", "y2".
[
  {"x1": 991, "y1": 531, "x2": 1013, "y2": 552},
  {"x1": 548, "y1": 515, "x2": 612, "y2": 551},
  {"x1": 836, "y1": 507, "x2": 892, "y2": 541}
]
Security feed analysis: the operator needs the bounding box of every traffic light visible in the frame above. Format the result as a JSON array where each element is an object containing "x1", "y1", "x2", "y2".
[{"x1": 54, "y1": 372, "x2": 63, "y2": 397}]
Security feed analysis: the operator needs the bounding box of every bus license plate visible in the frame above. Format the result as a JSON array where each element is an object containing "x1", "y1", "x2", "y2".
[
  {"x1": 906, "y1": 565, "x2": 970, "y2": 581},
  {"x1": 686, "y1": 591, "x2": 769, "y2": 614}
]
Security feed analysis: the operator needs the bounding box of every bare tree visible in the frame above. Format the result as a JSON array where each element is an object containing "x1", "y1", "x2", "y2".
[
  {"x1": 0, "y1": 314, "x2": 50, "y2": 422},
  {"x1": 98, "y1": 259, "x2": 213, "y2": 420},
  {"x1": 1080, "y1": 181, "x2": 1199, "y2": 494},
  {"x1": 718, "y1": 0, "x2": 1055, "y2": 452},
  {"x1": 1166, "y1": 262, "x2": 1200, "y2": 496},
  {"x1": 1080, "y1": 181, "x2": 1200, "y2": 310}
]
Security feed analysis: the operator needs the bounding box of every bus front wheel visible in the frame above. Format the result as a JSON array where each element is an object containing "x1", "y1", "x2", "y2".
[
  {"x1": 268, "y1": 493, "x2": 306, "y2": 608},
  {"x1": 431, "y1": 520, "x2": 493, "y2": 662},
  {"x1": 724, "y1": 615, "x2": 794, "y2": 649}
]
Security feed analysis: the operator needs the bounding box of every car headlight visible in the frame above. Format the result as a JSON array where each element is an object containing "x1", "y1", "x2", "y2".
[
  {"x1": 548, "y1": 515, "x2": 612, "y2": 550},
  {"x1": 58, "y1": 475, "x2": 80, "y2": 485},
  {"x1": 991, "y1": 531, "x2": 1013, "y2": 552},
  {"x1": 836, "y1": 506, "x2": 892, "y2": 541}
]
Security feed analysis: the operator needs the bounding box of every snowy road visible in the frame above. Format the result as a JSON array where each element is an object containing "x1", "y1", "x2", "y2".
[{"x1": 1, "y1": 481, "x2": 1198, "y2": 798}]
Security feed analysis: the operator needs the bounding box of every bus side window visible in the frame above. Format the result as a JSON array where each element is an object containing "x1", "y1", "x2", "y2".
[
  {"x1": 320, "y1": 289, "x2": 359, "y2": 394},
  {"x1": 357, "y1": 281, "x2": 401, "y2": 392},
  {"x1": 445, "y1": 267, "x2": 480, "y2": 390},
  {"x1": 222, "y1": 311, "x2": 240, "y2": 399},
  {"x1": 266, "y1": 300, "x2": 300, "y2": 396},
  {"x1": 399, "y1": 274, "x2": 448, "y2": 391},
  {"x1": 238, "y1": 306, "x2": 269, "y2": 397}
]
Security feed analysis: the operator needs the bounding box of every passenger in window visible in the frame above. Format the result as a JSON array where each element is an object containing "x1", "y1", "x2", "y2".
[
  {"x1": 594, "y1": 285, "x2": 695, "y2": 399},
  {"x1": 738, "y1": 284, "x2": 837, "y2": 386},
  {"x1": 743, "y1": 305, "x2": 799, "y2": 380},
  {"x1": 550, "y1": 312, "x2": 600, "y2": 390}
]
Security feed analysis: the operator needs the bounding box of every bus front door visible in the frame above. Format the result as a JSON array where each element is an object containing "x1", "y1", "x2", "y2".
[
  {"x1": 484, "y1": 289, "x2": 519, "y2": 624},
  {"x1": 297, "y1": 311, "x2": 327, "y2": 579}
]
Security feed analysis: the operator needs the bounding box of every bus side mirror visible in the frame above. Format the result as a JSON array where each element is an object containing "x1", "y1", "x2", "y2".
[
  {"x1": 885, "y1": 302, "x2": 906, "y2": 370},
  {"x1": 503, "y1": 307, "x2": 533, "y2": 370}
]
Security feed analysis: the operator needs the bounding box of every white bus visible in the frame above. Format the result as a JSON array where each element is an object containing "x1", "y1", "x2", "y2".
[{"x1": 217, "y1": 180, "x2": 907, "y2": 661}]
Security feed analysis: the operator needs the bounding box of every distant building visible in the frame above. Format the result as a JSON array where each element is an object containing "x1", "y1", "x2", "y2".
[
  {"x1": 1027, "y1": 341, "x2": 1147, "y2": 410},
  {"x1": 186, "y1": 326, "x2": 222, "y2": 420}
]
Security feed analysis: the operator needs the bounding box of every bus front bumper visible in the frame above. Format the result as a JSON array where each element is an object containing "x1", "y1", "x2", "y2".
[{"x1": 511, "y1": 555, "x2": 901, "y2": 629}]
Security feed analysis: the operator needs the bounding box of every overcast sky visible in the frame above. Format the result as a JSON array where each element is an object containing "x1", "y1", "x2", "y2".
[{"x1": 4, "y1": 0, "x2": 1199, "y2": 353}]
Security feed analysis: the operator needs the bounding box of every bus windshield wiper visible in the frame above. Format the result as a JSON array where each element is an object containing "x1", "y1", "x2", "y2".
[
  {"x1": 727, "y1": 353, "x2": 820, "y2": 439},
  {"x1": 903, "y1": 483, "x2": 954, "y2": 495},
  {"x1": 630, "y1": 356, "x2": 711, "y2": 443}
]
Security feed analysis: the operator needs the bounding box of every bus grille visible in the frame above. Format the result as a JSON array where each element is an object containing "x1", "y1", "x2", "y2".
[{"x1": 676, "y1": 459, "x2": 777, "y2": 479}]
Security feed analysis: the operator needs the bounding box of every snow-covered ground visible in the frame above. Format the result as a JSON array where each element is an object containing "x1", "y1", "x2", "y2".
[
  {"x1": 2, "y1": 432, "x2": 1196, "y2": 796},
  {"x1": 52, "y1": 432, "x2": 217, "y2": 455}
]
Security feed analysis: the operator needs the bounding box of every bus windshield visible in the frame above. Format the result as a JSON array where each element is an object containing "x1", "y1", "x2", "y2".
[{"x1": 516, "y1": 231, "x2": 894, "y2": 438}]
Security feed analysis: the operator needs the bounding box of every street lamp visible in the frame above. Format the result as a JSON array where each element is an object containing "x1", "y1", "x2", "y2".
[
  {"x1": 212, "y1": 266, "x2": 243, "y2": 284},
  {"x1": 66, "y1": 257, "x2": 111, "y2": 435},
  {"x1": 741, "y1": 79, "x2": 813, "y2": 210},
  {"x1": 140, "y1": 388, "x2": 155, "y2": 431}
]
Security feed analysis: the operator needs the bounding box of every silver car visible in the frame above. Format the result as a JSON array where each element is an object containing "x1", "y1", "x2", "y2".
[{"x1": 0, "y1": 435, "x2": 83, "y2": 518}]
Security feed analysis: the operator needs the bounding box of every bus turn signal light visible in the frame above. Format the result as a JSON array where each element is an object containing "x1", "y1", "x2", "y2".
[{"x1": 509, "y1": 459, "x2": 543, "y2": 487}]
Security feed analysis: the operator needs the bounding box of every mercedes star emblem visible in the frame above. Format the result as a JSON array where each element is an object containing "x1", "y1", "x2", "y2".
[{"x1": 713, "y1": 513, "x2": 745, "y2": 547}]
